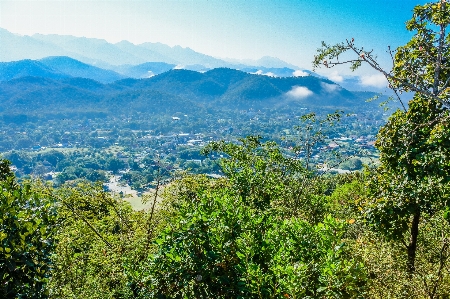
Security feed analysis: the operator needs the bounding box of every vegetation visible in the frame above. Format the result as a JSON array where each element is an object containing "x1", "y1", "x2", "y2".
[
  {"x1": 1, "y1": 1, "x2": 449, "y2": 298},
  {"x1": 315, "y1": 0, "x2": 450, "y2": 275},
  {"x1": 0, "y1": 160, "x2": 56, "y2": 298}
]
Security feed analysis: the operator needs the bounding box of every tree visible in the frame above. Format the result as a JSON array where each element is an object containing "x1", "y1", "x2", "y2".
[
  {"x1": 0, "y1": 159, "x2": 56, "y2": 298},
  {"x1": 146, "y1": 173, "x2": 367, "y2": 298},
  {"x1": 201, "y1": 136, "x2": 305, "y2": 211},
  {"x1": 314, "y1": 0, "x2": 450, "y2": 272},
  {"x1": 106, "y1": 158, "x2": 126, "y2": 174}
]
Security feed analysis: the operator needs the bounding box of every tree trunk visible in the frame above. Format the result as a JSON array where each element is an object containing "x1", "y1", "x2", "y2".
[{"x1": 407, "y1": 210, "x2": 420, "y2": 273}]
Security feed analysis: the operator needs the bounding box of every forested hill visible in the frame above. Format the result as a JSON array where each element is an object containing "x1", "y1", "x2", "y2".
[
  {"x1": 0, "y1": 67, "x2": 377, "y2": 120},
  {"x1": 0, "y1": 57, "x2": 125, "y2": 83}
]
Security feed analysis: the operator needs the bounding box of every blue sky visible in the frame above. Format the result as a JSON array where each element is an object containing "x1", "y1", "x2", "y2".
[{"x1": 0, "y1": 0, "x2": 428, "y2": 77}]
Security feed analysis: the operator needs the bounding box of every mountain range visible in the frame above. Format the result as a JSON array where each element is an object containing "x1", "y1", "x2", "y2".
[
  {"x1": 0, "y1": 66, "x2": 379, "y2": 122},
  {"x1": 0, "y1": 28, "x2": 299, "y2": 72},
  {"x1": 0, "y1": 27, "x2": 391, "y2": 123},
  {"x1": 0, "y1": 28, "x2": 392, "y2": 93}
]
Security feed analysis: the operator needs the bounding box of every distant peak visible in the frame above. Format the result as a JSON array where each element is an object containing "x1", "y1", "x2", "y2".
[{"x1": 115, "y1": 40, "x2": 136, "y2": 46}]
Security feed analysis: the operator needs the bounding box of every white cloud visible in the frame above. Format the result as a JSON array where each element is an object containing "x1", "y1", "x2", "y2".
[
  {"x1": 293, "y1": 70, "x2": 309, "y2": 77},
  {"x1": 321, "y1": 82, "x2": 341, "y2": 93},
  {"x1": 328, "y1": 71, "x2": 343, "y2": 83},
  {"x1": 144, "y1": 70, "x2": 155, "y2": 78},
  {"x1": 360, "y1": 74, "x2": 388, "y2": 88},
  {"x1": 254, "y1": 70, "x2": 277, "y2": 77},
  {"x1": 174, "y1": 64, "x2": 185, "y2": 69},
  {"x1": 286, "y1": 86, "x2": 313, "y2": 99}
]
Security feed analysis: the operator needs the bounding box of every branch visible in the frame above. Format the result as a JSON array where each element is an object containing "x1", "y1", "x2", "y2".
[
  {"x1": 433, "y1": 21, "x2": 446, "y2": 94},
  {"x1": 317, "y1": 39, "x2": 449, "y2": 108},
  {"x1": 61, "y1": 199, "x2": 113, "y2": 249},
  {"x1": 438, "y1": 76, "x2": 450, "y2": 95},
  {"x1": 344, "y1": 40, "x2": 449, "y2": 108}
]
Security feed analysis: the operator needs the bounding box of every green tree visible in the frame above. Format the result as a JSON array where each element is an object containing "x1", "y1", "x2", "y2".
[
  {"x1": 0, "y1": 159, "x2": 56, "y2": 298},
  {"x1": 146, "y1": 175, "x2": 367, "y2": 298},
  {"x1": 314, "y1": 0, "x2": 450, "y2": 272},
  {"x1": 202, "y1": 136, "x2": 305, "y2": 211},
  {"x1": 106, "y1": 158, "x2": 126, "y2": 174},
  {"x1": 48, "y1": 182, "x2": 148, "y2": 298}
]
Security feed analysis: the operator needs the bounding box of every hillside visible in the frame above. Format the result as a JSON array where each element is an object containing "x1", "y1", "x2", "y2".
[
  {"x1": 0, "y1": 67, "x2": 377, "y2": 121},
  {"x1": 0, "y1": 57, "x2": 125, "y2": 83},
  {"x1": 0, "y1": 60, "x2": 69, "y2": 81},
  {"x1": 39, "y1": 56, "x2": 124, "y2": 83}
]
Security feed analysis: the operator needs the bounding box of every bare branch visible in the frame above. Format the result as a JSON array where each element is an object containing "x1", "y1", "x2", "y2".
[
  {"x1": 392, "y1": 87, "x2": 408, "y2": 112},
  {"x1": 347, "y1": 42, "x2": 449, "y2": 107}
]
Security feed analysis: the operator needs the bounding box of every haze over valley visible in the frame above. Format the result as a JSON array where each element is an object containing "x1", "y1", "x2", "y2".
[{"x1": 0, "y1": 26, "x2": 390, "y2": 191}]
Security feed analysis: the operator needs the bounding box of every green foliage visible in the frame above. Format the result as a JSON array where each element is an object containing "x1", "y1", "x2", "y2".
[
  {"x1": 48, "y1": 182, "x2": 149, "y2": 298},
  {"x1": 145, "y1": 180, "x2": 366, "y2": 298},
  {"x1": 367, "y1": 95, "x2": 450, "y2": 241},
  {"x1": 339, "y1": 158, "x2": 363, "y2": 171},
  {"x1": 0, "y1": 159, "x2": 56, "y2": 298},
  {"x1": 393, "y1": 1, "x2": 450, "y2": 96},
  {"x1": 202, "y1": 136, "x2": 305, "y2": 210},
  {"x1": 314, "y1": 0, "x2": 450, "y2": 273}
]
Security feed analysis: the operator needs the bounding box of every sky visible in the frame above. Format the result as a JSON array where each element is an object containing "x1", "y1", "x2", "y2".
[{"x1": 0, "y1": 0, "x2": 429, "y2": 79}]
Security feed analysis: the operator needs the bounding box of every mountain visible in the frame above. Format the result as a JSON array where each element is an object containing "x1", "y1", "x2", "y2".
[
  {"x1": 113, "y1": 41, "x2": 178, "y2": 64},
  {"x1": 138, "y1": 43, "x2": 227, "y2": 68},
  {"x1": 112, "y1": 62, "x2": 177, "y2": 78},
  {"x1": 0, "y1": 60, "x2": 69, "y2": 81},
  {"x1": 0, "y1": 67, "x2": 377, "y2": 120},
  {"x1": 31, "y1": 34, "x2": 145, "y2": 66},
  {"x1": 28, "y1": 32, "x2": 232, "y2": 68},
  {"x1": 39, "y1": 56, "x2": 124, "y2": 83},
  {"x1": 0, "y1": 28, "x2": 67, "y2": 61},
  {"x1": 239, "y1": 67, "x2": 298, "y2": 77},
  {"x1": 224, "y1": 56, "x2": 299, "y2": 69},
  {"x1": 0, "y1": 57, "x2": 124, "y2": 83},
  {"x1": 117, "y1": 68, "x2": 364, "y2": 108},
  {"x1": 0, "y1": 28, "x2": 308, "y2": 74},
  {"x1": 253, "y1": 56, "x2": 300, "y2": 69}
]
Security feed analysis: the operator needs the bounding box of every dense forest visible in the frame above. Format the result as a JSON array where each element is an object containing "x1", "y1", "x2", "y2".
[{"x1": 1, "y1": 1, "x2": 450, "y2": 298}]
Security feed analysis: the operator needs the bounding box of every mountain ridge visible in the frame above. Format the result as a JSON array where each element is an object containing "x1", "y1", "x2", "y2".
[
  {"x1": 0, "y1": 66, "x2": 377, "y2": 120},
  {"x1": 0, "y1": 28, "x2": 299, "y2": 71}
]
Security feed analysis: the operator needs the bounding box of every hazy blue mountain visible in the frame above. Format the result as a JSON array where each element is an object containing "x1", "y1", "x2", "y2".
[
  {"x1": 224, "y1": 56, "x2": 299, "y2": 69},
  {"x1": 121, "y1": 67, "x2": 360, "y2": 108},
  {"x1": 254, "y1": 56, "x2": 300, "y2": 69},
  {"x1": 0, "y1": 67, "x2": 376, "y2": 116},
  {"x1": 138, "y1": 42, "x2": 227, "y2": 68},
  {"x1": 239, "y1": 67, "x2": 296, "y2": 77},
  {"x1": 31, "y1": 34, "x2": 145, "y2": 66},
  {"x1": 0, "y1": 28, "x2": 240, "y2": 68},
  {"x1": 0, "y1": 75, "x2": 204, "y2": 117},
  {"x1": 0, "y1": 60, "x2": 69, "y2": 81},
  {"x1": 1, "y1": 28, "x2": 348, "y2": 87},
  {"x1": 112, "y1": 62, "x2": 177, "y2": 78},
  {"x1": 39, "y1": 56, "x2": 124, "y2": 83},
  {"x1": 0, "y1": 28, "x2": 67, "y2": 61},
  {"x1": 114, "y1": 40, "x2": 177, "y2": 64},
  {"x1": 0, "y1": 57, "x2": 124, "y2": 83},
  {"x1": 181, "y1": 64, "x2": 211, "y2": 72},
  {"x1": 31, "y1": 32, "x2": 231, "y2": 68}
]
